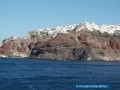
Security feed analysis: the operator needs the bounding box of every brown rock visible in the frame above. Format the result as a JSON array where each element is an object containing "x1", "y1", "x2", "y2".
[
  {"x1": 1, "y1": 29, "x2": 120, "y2": 60},
  {"x1": 28, "y1": 42, "x2": 36, "y2": 49},
  {"x1": 1, "y1": 41, "x2": 12, "y2": 51}
]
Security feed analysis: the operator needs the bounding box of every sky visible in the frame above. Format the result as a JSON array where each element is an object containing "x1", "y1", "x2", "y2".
[{"x1": 0, "y1": 0, "x2": 120, "y2": 42}]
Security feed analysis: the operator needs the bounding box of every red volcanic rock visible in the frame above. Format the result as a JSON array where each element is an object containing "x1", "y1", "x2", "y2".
[
  {"x1": 1, "y1": 41, "x2": 12, "y2": 51},
  {"x1": 0, "y1": 29, "x2": 120, "y2": 60},
  {"x1": 17, "y1": 46, "x2": 27, "y2": 52},
  {"x1": 77, "y1": 32, "x2": 120, "y2": 50},
  {"x1": 12, "y1": 42, "x2": 19, "y2": 51},
  {"x1": 118, "y1": 42, "x2": 120, "y2": 50},
  {"x1": 0, "y1": 48, "x2": 7, "y2": 55},
  {"x1": 30, "y1": 30, "x2": 120, "y2": 60},
  {"x1": 78, "y1": 35, "x2": 87, "y2": 41},
  {"x1": 17, "y1": 42, "x2": 29, "y2": 52},
  {"x1": 0, "y1": 39, "x2": 36, "y2": 56},
  {"x1": 109, "y1": 39, "x2": 120, "y2": 50},
  {"x1": 34, "y1": 40, "x2": 48, "y2": 49},
  {"x1": 21, "y1": 42, "x2": 28, "y2": 47},
  {"x1": 101, "y1": 41, "x2": 108, "y2": 49},
  {"x1": 45, "y1": 33, "x2": 77, "y2": 47}
]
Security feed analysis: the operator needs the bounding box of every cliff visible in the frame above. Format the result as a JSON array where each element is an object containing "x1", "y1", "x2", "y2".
[{"x1": 0, "y1": 22, "x2": 120, "y2": 61}]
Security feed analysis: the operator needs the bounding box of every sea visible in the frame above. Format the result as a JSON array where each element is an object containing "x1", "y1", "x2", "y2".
[{"x1": 0, "y1": 58, "x2": 120, "y2": 90}]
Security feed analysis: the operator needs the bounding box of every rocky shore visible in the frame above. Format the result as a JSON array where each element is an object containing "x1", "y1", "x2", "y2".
[{"x1": 0, "y1": 22, "x2": 120, "y2": 61}]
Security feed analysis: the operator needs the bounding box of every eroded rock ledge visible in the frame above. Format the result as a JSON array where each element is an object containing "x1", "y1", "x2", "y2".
[
  {"x1": 30, "y1": 30, "x2": 120, "y2": 61},
  {"x1": 0, "y1": 22, "x2": 120, "y2": 61}
]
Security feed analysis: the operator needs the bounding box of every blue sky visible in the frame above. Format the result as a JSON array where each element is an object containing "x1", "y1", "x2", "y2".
[{"x1": 0, "y1": 0, "x2": 120, "y2": 42}]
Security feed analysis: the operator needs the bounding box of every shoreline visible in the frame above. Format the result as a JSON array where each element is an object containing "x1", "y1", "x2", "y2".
[{"x1": 0, "y1": 57, "x2": 120, "y2": 62}]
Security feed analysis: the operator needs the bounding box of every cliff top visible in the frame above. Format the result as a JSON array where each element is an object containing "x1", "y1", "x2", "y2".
[{"x1": 2, "y1": 22, "x2": 120, "y2": 42}]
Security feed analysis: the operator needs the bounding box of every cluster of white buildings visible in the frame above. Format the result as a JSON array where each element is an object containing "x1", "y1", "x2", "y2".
[
  {"x1": 24, "y1": 24, "x2": 77, "y2": 39},
  {"x1": 76, "y1": 22, "x2": 120, "y2": 34},
  {"x1": 24, "y1": 22, "x2": 120, "y2": 39}
]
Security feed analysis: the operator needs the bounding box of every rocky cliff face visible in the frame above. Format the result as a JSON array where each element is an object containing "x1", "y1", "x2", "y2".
[
  {"x1": 0, "y1": 22, "x2": 120, "y2": 60},
  {"x1": 30, "y1": 29, "x2": 120, "y2": 61},
  {"x1": 0, "y1": 37, "x2": 37, "y2": 57}
]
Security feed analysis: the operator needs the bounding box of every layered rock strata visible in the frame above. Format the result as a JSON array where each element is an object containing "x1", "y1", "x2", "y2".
[{"x1": 0, "y1": 22, "x2": 120, "y2": 60}]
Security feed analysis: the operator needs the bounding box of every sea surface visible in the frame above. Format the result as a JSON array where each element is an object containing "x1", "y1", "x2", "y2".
[{"x1": 0, "y1": 58, "x2": 120, "y2": 90}]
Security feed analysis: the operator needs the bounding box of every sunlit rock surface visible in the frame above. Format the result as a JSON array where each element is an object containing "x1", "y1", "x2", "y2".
[{"x1": 0, "y1": 22, "x2": 120, "y2": 60}]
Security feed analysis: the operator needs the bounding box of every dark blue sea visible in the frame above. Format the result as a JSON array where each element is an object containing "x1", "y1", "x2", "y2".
[{"x1": 0, "y1": 58, "x2": 120, "y2": 90}]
